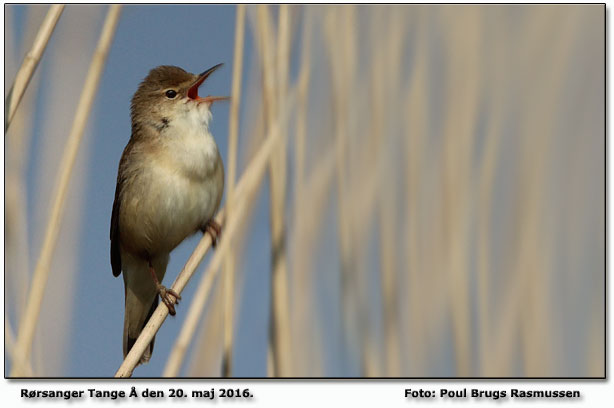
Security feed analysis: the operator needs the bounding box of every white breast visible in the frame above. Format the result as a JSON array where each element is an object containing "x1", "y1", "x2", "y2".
[
  {"x1": 161, "y1": 101, "x2": 219, "y2": 179},
  {"x1": 120, "y1": 103, "x2": 224, "y2": 255}
]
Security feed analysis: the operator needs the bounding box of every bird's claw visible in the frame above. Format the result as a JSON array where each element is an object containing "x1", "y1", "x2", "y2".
[
  {"x1": 157, "y1": 284, "x2": 181, "y2": 316},
  {"x1": 203, "y1": 219, "x2": 222, "y2": 248}
]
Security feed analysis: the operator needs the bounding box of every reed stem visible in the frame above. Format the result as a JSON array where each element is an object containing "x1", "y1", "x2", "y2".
[
  {"x1": 220, "y1": 3, "x2": 246, "y2": 378},
  {"x1": 10, "y1": 5, "x2": 122, "y2": 377},
  {"x1": 5, "y1": 4, "x2": 64, "y2": 132}
]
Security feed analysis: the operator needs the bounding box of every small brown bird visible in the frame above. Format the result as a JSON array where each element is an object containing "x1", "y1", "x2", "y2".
[{"x1": 110, "y1": 64, "x2": 227, "y2": 365}]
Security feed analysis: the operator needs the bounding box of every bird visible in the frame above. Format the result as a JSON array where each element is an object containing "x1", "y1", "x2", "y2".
[{"x1": 110, "y1": 64, "x2": 227, "y2": 365}]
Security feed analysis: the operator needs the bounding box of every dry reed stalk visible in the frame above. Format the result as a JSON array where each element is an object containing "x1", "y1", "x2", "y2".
[
  {"x1": 255, "y1": 4, "x2": 293, "y2": 377},
  {"x1": 271, "y1": 3, "x2": 293, "y2": 377},
  {"x1": 474, "y1": 9, "x2": 509, "y2": 374},
  {"x1": 323, "y1": 5, "x2": 359, "y2": 374},
  {"x1": 324, "y1": 5, "x2": 387, "y2": 376},
  {"x1": 119, "y1": 90, "x2": 290, "y2": 377},
  {"x1": 294, "y1": 8, "x2": 311, "y2": 191},
  {"x1": 189, "y1": 58, "x2": 268, "y2": 377},
  {"x1": 372, "y1": 8, "x2": 405, "y2": 376},
  {"x1": 475, "y1": 100, "x2": 503, "y2": 375},
  {"x1": 221, "y1": 3, "x2": 246, "y2": 378},
  {"x1": 163, "y1": 191, "x2": 257, "y2": 377},
  {"x1": 290, "y1": 5, "x2": 315, "y2": 375},
  {"x1": 6, "y1": 314, "x2": 34, "y2": 376},
  {"x1": 10, "y1": 5, "x2": 122, "y2": 377},
  {"x1": 31, "y1": 7, "x2": 105, "y2": 376},
  {"x1": 344, "y1": 59, "x2": 403, "y2": 371},
  {"x1": 484, "y1": 153, "x2": 550, "y2": 378},
  {"x1": 352, "y1": 8, "x2": 386, "y2": 377},
  {"x1": 483, "y1": 8, "x2": 572, "y2": 376},
  {"x1": 5, "y1": 4, "x2": 64, "y2": 132},
  {"x1": 5, "y1": 321, "x2": 33, "y2": 376},
  {"x1": 5, "y1": 98, "x2": 36, "y2": 372},
  {"x1": 292, "y1": 161, "x2": 337, "y2": 374},
  {"x1": 162, "y1": 232, "x2": 226, "y2": 376},
  {"x1": 5, "y1": 321, "x2": 16, "y2": 371},
  {"x1": 289, "y1": 39, "x2": 345, "y2": 370},
  {"x1": 478, "y1": 8, "x2": 572, "y2": 376},
  {"x1": 5, "y1": 320, "x2": 16, "y2": 361},
  {"x1": 185, "y1": 195, "x2": 261, "y2": 376},
  {"x1": 438, "y1": 7, "x2": 481, "y2": 376},
  {"x1": 189, "y1": 281, "x2": 226, "y2": 376},
  {"x1": 5, "y1": 6, "x2": 48, "y2": 333},
  {"x1": 349, "y1": 159, "x2": 383, "y2": 375},
  {"x1": 403, "y1": 11, "x2": 429, "y2": 375},
  {"x1": 345, "y1": 5, "x2": 385, "y2": 376},
  {"x1": 255, "y1": 4, "x2": 276, "y2": 377},
  {"x1": 517, "y1": 14, "x2": 568, "y2": 377}
]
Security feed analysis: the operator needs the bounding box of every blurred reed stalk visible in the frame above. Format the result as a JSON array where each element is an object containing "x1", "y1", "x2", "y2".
[
  {"x1": 5, "y1": 322, "x2": 32, "y2": 376},
  {"x1": 439, "y1": 7, "x2": 480, "y2": 376},
  {"x1": 324, "y1": 5, "x2": 362, "y2": 374},
  {"x1": 271, "y1": 3, "x2": 293, "y2": 377},
  {"x1": 290, "y1": 5, "x2": 315, "y2": 375},
  {"x1": 10, "y1": 4, "x2": 122, "y2": 377},
  {"x1": 161, "y1": 215, "x2": 225, "y2": 377},
  {"x1": 5, "y1": 4, "x2": 64, "y2": 132},
  {"x1": 403, "y1": 11, "x2": 428, "y2": 375},
  {"x1": 5, "y1": 6, "x2": 47, "y2": 351},
  {"x1": 474, "y1": 7, "x2": 507, "y2": 374},
  {"x1": 374, "y1": 8, "x2": 405, "y2": 377},
  {"x1": 254, "y1": 4, "x2": 293, "y2": 377},
  {"x1": 221, "y1": 3, "x2": 246, "y2": 378}
]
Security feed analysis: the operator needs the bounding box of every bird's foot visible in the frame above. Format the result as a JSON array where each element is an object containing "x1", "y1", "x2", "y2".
[
  {"x1": 157, "y1": 284, "x2": 181, "y2": 316},
  {"x1": 203, "y1": 219, "x2": 222, "y2": 248}
]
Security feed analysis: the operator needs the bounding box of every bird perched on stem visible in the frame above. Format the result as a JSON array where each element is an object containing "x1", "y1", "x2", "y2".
[{"x1": 110, "y1": 64, "x2": 227, "y2": 365}]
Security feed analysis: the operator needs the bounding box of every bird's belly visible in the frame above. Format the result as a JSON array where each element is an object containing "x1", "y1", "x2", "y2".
[{"x1": 120, "y1": 166, "x2": 222, "y2": 256}]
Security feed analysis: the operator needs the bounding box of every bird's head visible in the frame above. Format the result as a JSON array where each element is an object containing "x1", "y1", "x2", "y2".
[{"x1": 131, "y1": 64, "x2": 228, "y2": 132}]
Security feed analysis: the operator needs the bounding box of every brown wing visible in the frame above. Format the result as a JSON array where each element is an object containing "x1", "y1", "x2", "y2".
[
  {"x1": 110, "y1": 175, "x2": 122, "y2": 277},
  {"x1": 110, "y1": 140, "x2": 134, "y2": 277}
]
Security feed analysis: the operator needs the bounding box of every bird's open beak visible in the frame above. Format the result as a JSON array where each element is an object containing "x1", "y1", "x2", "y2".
[{"x1": 187, "y1": 63, "x2": 229, "y2": 104}]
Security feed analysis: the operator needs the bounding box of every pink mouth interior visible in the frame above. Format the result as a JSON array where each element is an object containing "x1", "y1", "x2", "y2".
[
  {"x1": 187, "y1": 76, "x2": 206, "y2": 100},
  {"x1": 187, "y1": 77, "x2": 228, "y2": 104}
]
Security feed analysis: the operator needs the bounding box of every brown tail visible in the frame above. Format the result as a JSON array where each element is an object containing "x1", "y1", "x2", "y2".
[{"x1": 123, "y1": 296, "x2": 158, "y2": 366}]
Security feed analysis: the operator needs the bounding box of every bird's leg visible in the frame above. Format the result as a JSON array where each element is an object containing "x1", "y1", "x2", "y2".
[
  {"x1": 148, "y1": 260, "x2": 181, "y2": 316},
  {"x1": 201, "y1": 219, "x2": 222, "y2": 248}
]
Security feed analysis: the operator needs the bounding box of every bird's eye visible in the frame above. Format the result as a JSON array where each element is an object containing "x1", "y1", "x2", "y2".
[{"x1": 165, "y1": 90, "x2": 177, "y2": 99}]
